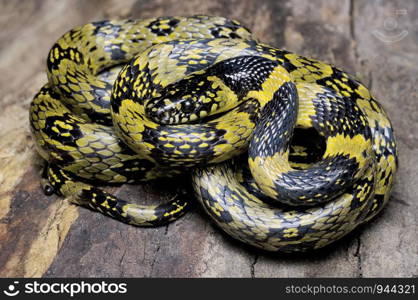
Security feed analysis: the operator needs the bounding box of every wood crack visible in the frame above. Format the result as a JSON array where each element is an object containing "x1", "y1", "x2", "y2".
[
  {"x1": 149, "y1": 223, "x2": 169, "y2": 277},
  {"x1": 250, "y1": 254, "x2": 259, "y2": 278},
  {"x1": 354, "y1": 237, "x2": 363, "y2": 278}
]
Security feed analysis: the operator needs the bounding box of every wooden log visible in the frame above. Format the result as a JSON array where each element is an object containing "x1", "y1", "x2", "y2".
[{"x1": 0, "y1": 0, "x2": 416, "y2": 277}]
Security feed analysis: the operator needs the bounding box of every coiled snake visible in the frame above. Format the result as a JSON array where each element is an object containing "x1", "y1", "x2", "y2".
[{"x1": 29, "y1": 16, "x2": 397, "y2": 252}]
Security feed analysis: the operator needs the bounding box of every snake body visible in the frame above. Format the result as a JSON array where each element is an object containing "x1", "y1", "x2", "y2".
[{"x1": 30, "y1": 16, "x2": 397, "y2": 251}]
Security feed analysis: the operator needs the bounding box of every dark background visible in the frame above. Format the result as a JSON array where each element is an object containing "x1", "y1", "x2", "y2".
[{"x1": 0, "y1": 0, "x2": 416, "y2": 277}]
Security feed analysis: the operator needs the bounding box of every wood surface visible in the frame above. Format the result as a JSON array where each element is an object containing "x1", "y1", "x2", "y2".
[{"x1": 0, "y1": 0, "x2": 416, "y2": 277}]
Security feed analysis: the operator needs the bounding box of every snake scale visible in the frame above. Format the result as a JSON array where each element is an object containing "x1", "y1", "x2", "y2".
[{"x1": 30, "y1": 15, "x2": 397, "y2": 252}]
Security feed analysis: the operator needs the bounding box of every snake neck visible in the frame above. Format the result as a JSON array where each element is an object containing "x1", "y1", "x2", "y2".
[
  {"x1": 248, "y1": 82, "x2": 372, "y2": 206},
  {"x1": 248, "y1": 81, "x2": 299, "y2": 166}
]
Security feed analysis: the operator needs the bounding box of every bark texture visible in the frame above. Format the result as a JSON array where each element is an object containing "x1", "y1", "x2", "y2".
[{"x1": 0, "y1": 0, "x2": 416, "y2": 277}]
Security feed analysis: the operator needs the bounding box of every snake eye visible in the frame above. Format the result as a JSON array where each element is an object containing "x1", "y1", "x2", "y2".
[
  {"x1": 181, "y1": 100, "x2": 195, "y2": 113},
  {"x1": 43, "y1": 184, "x2": 55, "y2": 196}
]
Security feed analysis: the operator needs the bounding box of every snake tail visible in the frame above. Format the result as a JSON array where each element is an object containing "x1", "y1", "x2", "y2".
[{"x1": 44, "y1": 164, "x2": 188, "y2": 226}]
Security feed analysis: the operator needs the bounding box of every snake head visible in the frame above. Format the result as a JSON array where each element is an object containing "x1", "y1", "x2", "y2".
[{"x1": 146, "y1": 96, "x2": 203, "y2": 124}]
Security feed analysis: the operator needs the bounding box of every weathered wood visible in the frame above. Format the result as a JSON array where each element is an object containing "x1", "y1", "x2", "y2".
[{"x1": 0, "y1": 0, "x2": 416, "y2": 277}]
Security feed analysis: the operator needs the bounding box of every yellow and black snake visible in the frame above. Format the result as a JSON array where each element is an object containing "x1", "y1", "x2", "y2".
[{"x1": 29, "y1": 15, "x2": 397, "y2": 252}]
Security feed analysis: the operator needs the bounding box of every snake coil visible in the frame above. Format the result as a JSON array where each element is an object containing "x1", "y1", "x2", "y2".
[{"x1": 30, "y1": 16, "x2": 397, "y2": 252}]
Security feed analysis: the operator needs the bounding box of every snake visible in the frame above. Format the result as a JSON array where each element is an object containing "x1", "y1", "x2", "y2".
[{"x1": 29, "y1": 15, "x2": 397, "y2": 252}]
